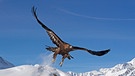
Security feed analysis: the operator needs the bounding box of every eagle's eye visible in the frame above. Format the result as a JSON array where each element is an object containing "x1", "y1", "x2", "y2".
[{"x1": 69, "y1": 46, "x2": 72, "y2": 48}]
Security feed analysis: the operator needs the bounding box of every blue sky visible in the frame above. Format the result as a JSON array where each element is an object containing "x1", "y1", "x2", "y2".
[{"x1": 0, "y1": 0, "x2": 135, "y2": 72}]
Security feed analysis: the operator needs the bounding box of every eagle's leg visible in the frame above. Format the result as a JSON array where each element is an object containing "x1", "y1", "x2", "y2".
[
  {"x1": 59, "y1": 54, "x2": 68, "y2": 67},
  {"x1": 52, "y1": 52, "x2": 58, "y2": 63}
]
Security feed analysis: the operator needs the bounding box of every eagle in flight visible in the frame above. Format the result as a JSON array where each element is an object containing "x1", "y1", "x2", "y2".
[{"x1": 32, "y1": 7, "x2": 110, "y2": 67}]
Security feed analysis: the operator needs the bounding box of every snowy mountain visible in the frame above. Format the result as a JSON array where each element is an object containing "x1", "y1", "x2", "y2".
[
  {"x1": 0, "y1": 64, "x2": 71, "y2": 76},
  {"x1": 100, "y1": 58, "x2": 135, "y2": 76},
  {"x1": 68, "y1": 58, "x2": 135, "y2": 76},
  {"x1": 0, "y1": 58, "x2": 135, "y2": 76},
  {"x1": 0, "y1": 57, "x2": 14, "y2": 69}
]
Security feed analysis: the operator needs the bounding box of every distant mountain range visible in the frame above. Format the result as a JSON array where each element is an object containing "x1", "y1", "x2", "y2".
[
  {"x1": 68, "y1": 58, "x2": 135, "y2": 76},
  {"x1": 0, "y1": 56, "x2": 135, "y2": 76},
  {"x1": 0, "y1": 57, "x2": 14, "y2": 69}
]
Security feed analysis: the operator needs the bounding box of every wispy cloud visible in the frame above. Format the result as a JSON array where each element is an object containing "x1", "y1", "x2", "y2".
[{"x1": 57, "y1": 8, "x2": 135, "y2": 21}]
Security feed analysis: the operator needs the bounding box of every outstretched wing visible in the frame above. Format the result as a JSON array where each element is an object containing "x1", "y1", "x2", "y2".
[
  {"x1": 72, "y1": 46, "x2": 110, "y2": 56},
  {"x1": 32, "y1": 6, "x2": 65, "y2": 47}
]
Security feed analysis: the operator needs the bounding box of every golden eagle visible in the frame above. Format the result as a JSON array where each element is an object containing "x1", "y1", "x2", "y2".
[{"x1": 32, "y1": 7, "x2": 110, "y2": 67}]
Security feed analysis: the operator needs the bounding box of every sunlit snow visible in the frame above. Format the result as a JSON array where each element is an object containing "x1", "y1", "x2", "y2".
[{"x1": 0, "y1": 56, "x2": 135, "y2": 76}]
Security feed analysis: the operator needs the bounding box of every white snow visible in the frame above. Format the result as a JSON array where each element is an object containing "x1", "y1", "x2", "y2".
[
  {"x1": 0, "y1": 64, "x2": 70, "y2": 76},
  {"x1": 69, "y1": 58, "x2": 135, "y2": 76},
  {"x1": 128, "y1": 58, "x2": 135, "y2": 67},
  {"x1": 0, "y1": 56, "x2": 135, "y2": 76}
]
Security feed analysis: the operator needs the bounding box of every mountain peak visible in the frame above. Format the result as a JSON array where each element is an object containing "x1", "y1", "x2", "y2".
[
  {"x1": 0, "y1": 57, "x2": 14, "y2": 69},
  {"x1": 128, "y1": 58, "x2": 135, "y2": 66},
  {"x1": 69, "y1": 58, "x2": 135, "y2": 76}
]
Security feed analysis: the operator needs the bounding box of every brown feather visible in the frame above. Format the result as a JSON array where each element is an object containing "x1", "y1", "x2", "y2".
[
  {"x1": 72, "y1": 46, "x2": 110, "y2": 56},
  {"x1": 32, "y1": 6, "x2": 65, "y2": 47},
  {"x1": 32, "y1": 6, "x2": 110, "y2": 67}
]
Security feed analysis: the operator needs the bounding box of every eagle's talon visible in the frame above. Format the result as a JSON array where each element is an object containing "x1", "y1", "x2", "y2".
[
  {"x1": 59, "y1": 62, "x2": 63, "y2": 67},
  {"x1": 52, "y1": 59, "x2": 55, "y2": 63}
]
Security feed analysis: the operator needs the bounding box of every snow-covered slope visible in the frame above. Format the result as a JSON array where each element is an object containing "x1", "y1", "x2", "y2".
[
  {"x1": 0, "y1": 64, "x2": 70, "y2": 76},
  {"x1": 0, "y1": 57, "x2": 14, "y2": 69},
  {"x1": 0, "y1": 58, "x2": 135, "y2": 76},
  {"x1": 68, "y1": 58, "x2": 135, "y2": 76},
  {"x1": 100, "y1": 58, "x2": 135, "y2": 76}
]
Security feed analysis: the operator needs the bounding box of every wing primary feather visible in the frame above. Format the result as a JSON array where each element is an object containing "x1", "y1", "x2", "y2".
[
  {"x1": 32, "y1": 6, "x2": 65, "y2": 47},
  {"x1": 72, "y1": 46, "x2": 110, "y2": 56},
  {"x1": 87, "y1": 49, "x2": 110, "y2": 56},
  {"x1": 32, "y1": 6, "x2": 52, "y2": 31}
]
